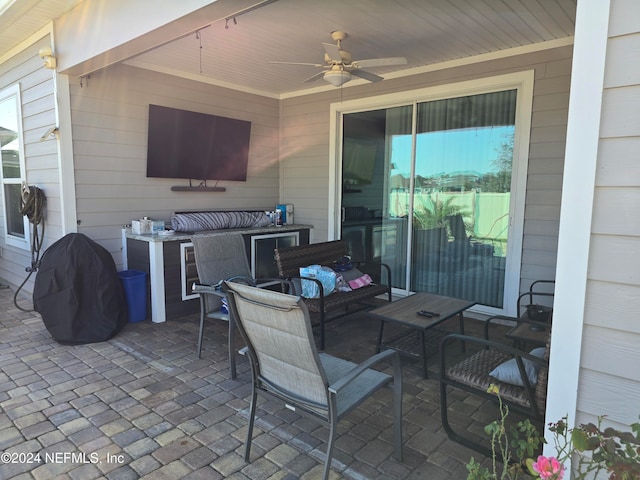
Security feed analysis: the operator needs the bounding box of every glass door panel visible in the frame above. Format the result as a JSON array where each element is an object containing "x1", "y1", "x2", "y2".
[
  {"x1": 341, "y1": 106, "x2": 412, "y2": 291},
  {"x1": 411, "y1": 90, "x2": 516, "y2": 307}
]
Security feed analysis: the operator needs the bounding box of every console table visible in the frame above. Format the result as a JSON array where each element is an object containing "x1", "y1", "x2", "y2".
[{"x1": 122, "y1": 224, "x2": 311, "y2": 323}]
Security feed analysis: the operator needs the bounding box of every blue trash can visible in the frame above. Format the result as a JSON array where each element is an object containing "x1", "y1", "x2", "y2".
[{"x1": 118, "y1": 270, "x2": 147, "y2": 322}]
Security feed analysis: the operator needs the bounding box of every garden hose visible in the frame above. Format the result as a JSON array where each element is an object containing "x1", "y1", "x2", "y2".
[{"x1": 13, "y1": 183, "x2": 46, "y2": 311}]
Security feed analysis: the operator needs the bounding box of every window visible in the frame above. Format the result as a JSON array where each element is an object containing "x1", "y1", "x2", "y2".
[{"x1": 0, "y1": 84, "x2": 29, "y2": 249}]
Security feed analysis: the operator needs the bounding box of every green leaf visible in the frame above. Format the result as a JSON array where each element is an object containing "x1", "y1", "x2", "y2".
[
  {"x1": 525, "y1": 458, "x2": 537, "y2": 476},
  {"x1": 586, "y1": 436, "x2": 600, "y2": 450},
  {"x1": 572, "y1": 429, "x2": 590, "y2": 451},
  {"x1": 604, "y1": 438, "x2": 617, "y2": 454},
  {"x1": 619, "y1": 431, "x2": 639, "y2": 444}
]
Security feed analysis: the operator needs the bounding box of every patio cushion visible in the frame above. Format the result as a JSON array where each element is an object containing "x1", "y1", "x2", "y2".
[{"x1": 489, "y1": 347, "x2": 545, "y2": 386}]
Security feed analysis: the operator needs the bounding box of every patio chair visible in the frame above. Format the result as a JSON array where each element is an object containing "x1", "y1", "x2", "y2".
[
  {"x1": 190, "y1": 234, "x2": 255, "y2": 379},
  {"x1": 439, "y1": 326, "x2": 550, "y2": 457},
  {"x1": 482, "y1": 279, "x2": 555, "y2": 349},
  {"x1": 223, "y1": 281, "x2": 403, "y2": 480}
]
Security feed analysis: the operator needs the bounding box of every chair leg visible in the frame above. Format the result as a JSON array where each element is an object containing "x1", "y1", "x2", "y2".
[
  {"x1": 319, "y1": 311, "x2": 326, "y2": 351},
  {"x1": 245, "y1": 384, "x2": 258, "y2": 461},
  {"x1": 228, "y1": 312, "x2": 237, "y2": 379},
  {"x1": 392, "y1": 354, "x2": 404, "y2": 461},
  {"x1": 323, "y1": 413, "x2": 338, "y2": 480},
  {"x1": 420, "y1": 330, "x2": 428, "y2": 379},
  {"x1": 197, "y1": 296, "x2": 206, "y2": 358},
  {"x1": 376, "y1": 319, "x2": 385, "y2": 354},
  {"x1": 439, "y1": 380, "x2": 492, "y2": 458}
]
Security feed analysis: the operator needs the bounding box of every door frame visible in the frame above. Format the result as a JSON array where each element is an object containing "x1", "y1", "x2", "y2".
[{"x1": 328, "y1": 70, "x2": 535, "y2": 316}]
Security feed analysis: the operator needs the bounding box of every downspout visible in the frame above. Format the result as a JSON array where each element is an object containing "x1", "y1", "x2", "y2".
[{"x1": 50, "y1": 21, "x2": 79, "y2": 235}]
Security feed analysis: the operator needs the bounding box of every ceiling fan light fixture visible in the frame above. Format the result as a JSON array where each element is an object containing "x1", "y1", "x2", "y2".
[{"x1": 324, "y1": 70, "x2": 351, "y2": 87}]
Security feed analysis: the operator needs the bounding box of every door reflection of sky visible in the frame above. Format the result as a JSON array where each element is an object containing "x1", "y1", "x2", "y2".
[{"x1": 391, "y1": 126, "x2": 514, "y2": 178}]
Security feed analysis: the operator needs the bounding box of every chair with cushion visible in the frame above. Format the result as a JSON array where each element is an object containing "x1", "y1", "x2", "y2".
[
  {"x1": 223, "y1": 281, "x2": 403, "y2": 480},
  {"x1": 439, "y1": 323, "x2": 550, "y2": 456},
  {"x1": 191, "y1": 234, "x2": 254, "y2": 379}
]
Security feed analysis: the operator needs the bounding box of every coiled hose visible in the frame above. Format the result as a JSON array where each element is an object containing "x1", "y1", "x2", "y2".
[{"x1": 14, "y1": 184, "x2": 46, "y2": 311}]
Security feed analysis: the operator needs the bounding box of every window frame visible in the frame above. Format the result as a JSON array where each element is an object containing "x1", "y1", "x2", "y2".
[{"x1": 0, "y1": 83, "x2": 30, "y2": 250}]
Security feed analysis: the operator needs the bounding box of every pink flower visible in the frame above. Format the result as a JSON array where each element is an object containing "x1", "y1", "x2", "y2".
[{"x1": 532, "y1": 456, "x2": 565, "y2": 479}]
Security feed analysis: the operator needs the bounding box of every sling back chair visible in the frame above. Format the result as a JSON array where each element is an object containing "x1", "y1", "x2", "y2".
[
  {"x1": 223, "y1": 281, "x2": 403, "y2": 480},
  {"x1": 191, "y1": 234, "x2": 255, "y2": 379}
]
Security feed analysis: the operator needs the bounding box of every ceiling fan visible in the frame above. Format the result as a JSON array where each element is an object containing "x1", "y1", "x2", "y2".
[{"x1": 271, "y1": 31, "x2": 407, "y2": 87}]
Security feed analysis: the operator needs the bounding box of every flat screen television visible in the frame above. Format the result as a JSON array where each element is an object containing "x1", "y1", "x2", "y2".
[{"x1": 146, "y1": 104, "x2": 251, "y2": 181}]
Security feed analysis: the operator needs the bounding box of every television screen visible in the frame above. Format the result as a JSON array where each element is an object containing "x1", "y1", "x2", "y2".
[{"x1": 146, "y1": 104, "x2": 251, "y2": 181}]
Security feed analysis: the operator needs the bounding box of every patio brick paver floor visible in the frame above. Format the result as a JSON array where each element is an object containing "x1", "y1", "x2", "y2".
[{"x1": 0, "y1": 284, "x2": 503, "y2": 479}]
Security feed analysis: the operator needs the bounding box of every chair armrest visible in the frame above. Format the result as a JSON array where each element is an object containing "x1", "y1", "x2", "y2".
[
  {"x1": 512, "y1": 316, "x2": 552, "y2": 332},
  {"x1": 284, "y1": 275, "x2": 329, "y2": 298},
  {"x1": 192, "y1": 283, "x2": 225, "y2": 296},
  {"x1": 482, "y1": 315, "x2": 517, "y2": 339},
  {"x1": 328, "y1": 349, "x2": 400, "y2": 393},
  {"x1": 352, "y1": 260, "x2": 392, "y2": 286},
  {"x1": 195, "y1": 278, "x2": 292, "y2": 297}
]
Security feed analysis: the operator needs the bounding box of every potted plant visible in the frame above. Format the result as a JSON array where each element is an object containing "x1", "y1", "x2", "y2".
[{"x1": 412, "y1": 195, "x2": 466, "y2": 231}]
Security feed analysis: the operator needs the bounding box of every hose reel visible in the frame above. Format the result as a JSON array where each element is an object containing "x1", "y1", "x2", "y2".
[{"x1": 13, "y1": 182, "x2": 46, "y2": 311}]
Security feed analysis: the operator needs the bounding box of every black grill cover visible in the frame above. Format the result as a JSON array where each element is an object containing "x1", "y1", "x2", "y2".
[{"x1": 33, "y1": 233, "x2": 127, "y2": 344}]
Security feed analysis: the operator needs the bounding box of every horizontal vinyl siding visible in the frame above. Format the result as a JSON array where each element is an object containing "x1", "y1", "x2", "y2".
[
  {"x1": 0, "y1": 35, "x2": 62, "y2": 293},
  {"x1": 577, "y1": 0, "x2": 640, "y2": 430},
  {"x1": 521, "y1": 56, "x2": 571, "y2": 290},
  {"x1": 70, "y1": 64, "x2": 280, "y2": 267},
  {"x1": 281, "y1": 46, "x2": 572, "y2": 291}
]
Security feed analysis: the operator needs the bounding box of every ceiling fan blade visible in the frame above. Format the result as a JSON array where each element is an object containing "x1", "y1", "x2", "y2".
[
  {"x1": 269, "y1": 61, "x2": 325, "y2": 67},
  {"x1": 350, "y1": 69, "x2": 384, "y2": 83},
  {"x1": 322, "y1": 42, "x2": 343, "y2": 62},
  {"x1": 351, "y1": 57, "x2": 407, "y2": 69},
  {"x1": 303, "y1": 70, "x2": 327, "y2": 83}
]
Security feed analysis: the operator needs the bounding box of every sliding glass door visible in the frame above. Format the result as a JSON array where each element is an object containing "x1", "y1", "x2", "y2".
[{"x1": 337, "y1": 75, "x2": 530, "y2": 312}]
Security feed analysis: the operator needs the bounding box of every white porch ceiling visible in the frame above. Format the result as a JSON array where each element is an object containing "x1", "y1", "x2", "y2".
[{"x1": 1, "y1": 0, "x2": 576, "y2": 97}]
